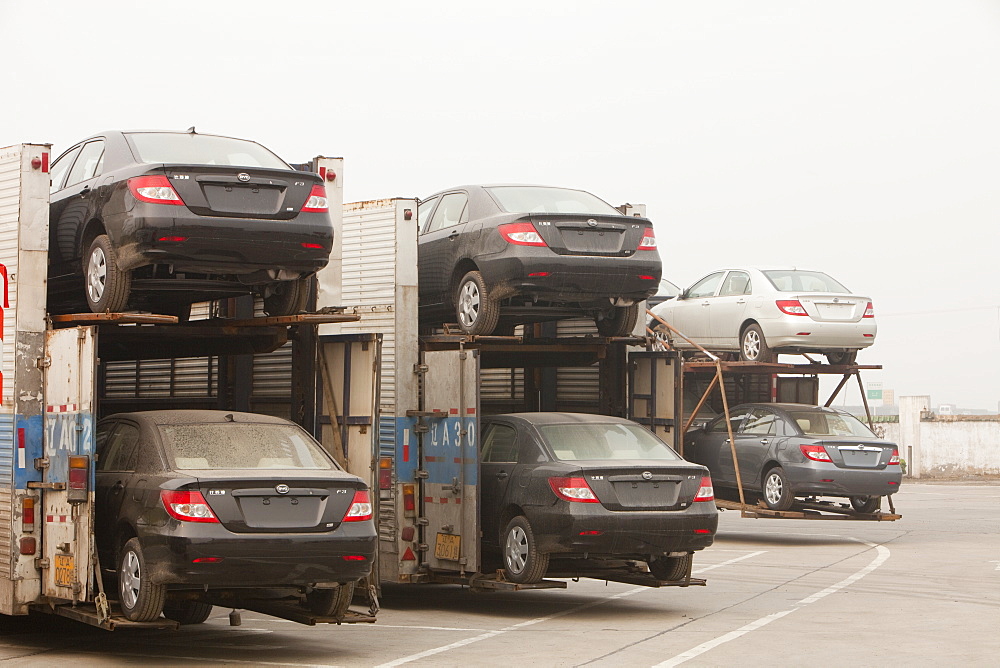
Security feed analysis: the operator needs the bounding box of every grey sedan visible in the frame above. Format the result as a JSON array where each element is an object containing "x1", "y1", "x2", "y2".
[{"x1": 683, "y1": 403, "x2": 901, "y2": 512}]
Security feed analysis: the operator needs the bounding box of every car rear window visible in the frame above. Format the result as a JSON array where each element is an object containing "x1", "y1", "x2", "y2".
[
  {"x1": 126, "y1": 133, "x2": 290, "y2": 169},
  {"x1": 538, "y1": 423, "x2": 682, "y2": 461},
  {"x1": 485, "y1": 186, "x2": 623, "y2": 216},
  {"x1": 762, "y1": 270, "x2": 849, "y2": 293},
  {"x1": 787, "y1": 411, "x2": 877, "y2": 438},
  {"x1": 158, "y1": 423, "x2": 336, "y2": 470}
]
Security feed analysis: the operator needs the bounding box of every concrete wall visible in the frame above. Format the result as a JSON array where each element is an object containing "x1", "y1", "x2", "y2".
[{"x1": 879, "y1": 397, "x2": 1000, "y2": 478}]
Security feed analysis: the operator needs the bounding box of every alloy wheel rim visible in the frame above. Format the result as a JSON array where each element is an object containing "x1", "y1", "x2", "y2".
[
  {"x1": 458, "y1": 281, "x2": 480, "y2": 327},
  {"x1": 765, "y1": 473, "x2": 783, "y2": 505},
  {"x1": 120, "y1": 550, "x2": 140, "y2": 608},
  {"x1": 87, "y1": 247, "x2": 108, "y2": 303},
  {"x1": 505, "y1": 526, "x2": 527, "y2": 573},
  {"x1": 743, "y1": 330, "x2": 760, "y2": 360}
]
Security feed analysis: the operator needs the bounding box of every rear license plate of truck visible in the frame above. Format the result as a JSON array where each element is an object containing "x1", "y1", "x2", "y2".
[
  {"x1": 54, "y1": 554, "x2": 74, "y2": 587},
  {"x1": 434, "y1": 533, "x2": 461, "y2": 561}
]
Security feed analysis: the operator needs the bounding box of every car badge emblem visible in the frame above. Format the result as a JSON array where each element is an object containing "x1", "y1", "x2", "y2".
[
  {"x1": 237, "y1": 172, "x2": 251, "y2": 182},
  {"x1": 642, "y1": 471, "x2": 653, "y2": 480},
  {"x1": 587, "y1": 219, "x2": 598, "y2": 227},
  {"x1": 275, "y1": 484, "x2": 290, "y2": 494}
]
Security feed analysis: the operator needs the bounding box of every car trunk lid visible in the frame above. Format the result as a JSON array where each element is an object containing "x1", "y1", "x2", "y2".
[
  {"x1": 156, "y1": 165, "x2": 320, "y2": 220},
  {"x1": 794, "y1": 294, "x2": 870, "y2": 323},
  {"x1": 192, "y1": 474, "x2": 364, "y2": 533},
  {"x1": 580, "y1": 463, "x2": 707, "y2": 511},
  {"x1": 528, "y1": 214, "x2": 647, "y2": 256},
  {"x1": 815, "y1": 440, "x2": 896, "y2": 470}
]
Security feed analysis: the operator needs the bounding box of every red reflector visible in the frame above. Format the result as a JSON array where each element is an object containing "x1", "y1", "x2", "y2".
[
  {"x1": 864, "y1": 334, "x2": 874, "y2": 338},
  {"x1": 19, "y1": 537, "x2": 36, "y2": 555},
  {"x1": 157, "y1": 236, "x2": 188, "y2": 242},
  {"x1": 192, "y1": 557, "x2": 223, "y2": 563},
  {"x1": 796, "y1": 332, "x2": 811, "y2": 336},
  {"x1": 301, "y1": 242, "x2": 324, "y2": 249},
  {"x1": 42, "y1": 152, "x2": 49, "y2": 172},
  {"x1": 343, "y1": 555, "x2": 367, "y2": 561},
  {"x1": 693, "y1": 529, "x2": 712, "y2": 535},
  {"x1": 401, "y1": 547, "x2": 416, "y2": 561},
  {"x1": 578, "y1": 530, "x2": 603, "y2": 536},
  {"x1": 821, "y1": 479, "x2": 835, "y2": 483},
  {"x1": 639, "y1": 275, "x2": 656, "y2": 280},
  {"x1": 528, "y1": 272, "x2": 550, "y2": 277},
  {"x1": 888, "y1": 481, "x2": 899, "y2": 485}
]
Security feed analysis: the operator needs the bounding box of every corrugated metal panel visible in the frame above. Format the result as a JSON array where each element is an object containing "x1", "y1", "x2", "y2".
[
  {"x1": 342, "y1": 203, "x2": 399, "y2": 306},
  {"x1": 377, "y1": 414, "x2": 396, "y2": 542},
  {"x1": 104, "y1": 357, "x2": 218, "y2": 398},
  {"x1": 0, "y1": 416, "x2": 14, "y2": 579},
  {"x1": 0, "y1": 147, "x2": 22, "y2": 409},
  {"x1": 252, "y1": 342, "x2": 293, "y2": 398},
  {"x1": 556, "y1": 318, "x2": 600, "y2": 410},
  {"x1": 481, "y1": 368, "x2": 524, "y2": 402}
]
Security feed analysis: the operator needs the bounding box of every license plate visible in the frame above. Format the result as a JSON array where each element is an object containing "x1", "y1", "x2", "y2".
[
  {"x1": 434, "y1": 533, "x2": 461, "y2": 561},
  {"x1": 54, "y1": 554, "x2": 74, "y2": 587}
]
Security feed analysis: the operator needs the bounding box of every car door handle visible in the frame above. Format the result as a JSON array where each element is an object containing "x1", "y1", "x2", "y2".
[
  {"x1": 759, "y1": 439, "x2": 770, "y2": 445},
  {"x1": 495, "y1": 471, "x2": 509, "y2": 480},
  {"x1": 701, "y1": 301, "x2": 711, "y2": 306},
  {"x1": 111, "y1": 481, "x2": 124, "y2": 493},
  {"x1": 78, "y1": 185, "x2": 91, "y2": 197},
  {"x1": 448, "y1": 231, "x2": 460, "y2": 240},
  {"x1": 736, "y1": 299, "x2": 746, "y2": 304}
]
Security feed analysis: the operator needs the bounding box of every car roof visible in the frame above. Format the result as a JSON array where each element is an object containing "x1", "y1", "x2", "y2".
[
  {"x1": 101, "y1": 410, "x2": 294, "y2": 426},
  {"x1": 421, "y1": 184, "x2": 602, "y2": 198},
  {"x1": 485, "y1": 412, "x2": 641, "y2": 426},
  {"x1": 730, "y1": 403, "x2": 850, "y2": 414}
]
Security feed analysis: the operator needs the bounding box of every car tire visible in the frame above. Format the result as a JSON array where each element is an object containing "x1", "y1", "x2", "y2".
[
  {"x1": 118, "y1": 538, "x2": 166, "y2": 622},
  {"x1": 740, "y1": 324, "x2": 774, "y2": 363},
  {"x1": 762, "y1": 467, "x2": 794, "y2": 511},
  {"x1": 850, "y1": 495, "x2": 881, "y2": 513},
  {"x1": 502, "y1": 516, "x2": 549, "y2": 584},
  {"x1": 163, "y1": 600, "x2": 213, "y2": 625},
  {"x1": 263, "y1": 277, "x2": 311, "y2": 316},
  {"x1": 455, "y1": 271, "x2": 500, "y2": 335},
  {"x1": 305, "y1": 581, "x2": 355, "y2": 618},
  {"x1": 826, "y1": 351, "x2": 858, "y2": 365},
  {"x1": 595, "y1": 304, "x2": 639, "y2": 337},
  {"x1": 648, "y1": 552, "x2": 693, "y2": 581},
  {"x1": 84, "y1": 234, "x2": 131, "y2": 313}
]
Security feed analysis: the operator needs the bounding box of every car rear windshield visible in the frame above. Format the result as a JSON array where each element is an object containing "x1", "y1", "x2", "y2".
[
  {"x1": 485, "y1": 186, "x2": 623, "y2": 216},
  {"x1": 158, "y1": 423, "x2": 336, "y2": 470},
  {"x1": 538, "y1": 424, "x2": 682, "y2": 461},
  {"x1": 787, "y1": 411, "x2": 877, "y2": 438},
  {"x1": 762, "y1": 270, "x2": 850, "y2": 293},
  {"x1": 126, "y1": 133, "x2": 290, "y2": 169}
]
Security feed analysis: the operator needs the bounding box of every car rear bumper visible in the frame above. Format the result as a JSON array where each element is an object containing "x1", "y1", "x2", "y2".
[
  {"x1": 138, "y1": 521, "x2": 376, "y2": 586},
  {"x1": 762, "y1": 319, "x2": 877, "y2": 351},
  {"x1": 528, "y1": 502, "x2": 717, "y2": 558},
  {"x1": 480, "y1": 251, "x2": 661, "y2": 303},
  {"x1": 783, "y1": 463, "x2": 902, "y2": 497},
  {"x1": 115, "y1": 207, "x2": 333, "y2": 277}
]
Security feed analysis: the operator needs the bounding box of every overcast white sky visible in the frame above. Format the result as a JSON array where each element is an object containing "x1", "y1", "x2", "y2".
[{"x1": 2, "y1": 1, "x2": 998, "y2": 410}]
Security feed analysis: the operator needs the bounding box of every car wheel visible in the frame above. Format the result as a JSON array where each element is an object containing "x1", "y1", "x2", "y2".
[
  {"x1": 648, "y1": 552, "x2": 693, "y2": 581},
  {"x1": 455, "y1": 271, "x2": 500, "y2": 335},
  {"x1": 502, "y1": 516, "x2": 549, "y2": 584},
  {"x1": 850, "y1": 495, "x2": 881, "y2": 513},
  {"x1": 84, "y1": 234, "x2": 131, "y2": 313},
  {"x1": 118, "y1": 538, "x2": 166, "y2": 622},
  {"x1": 762, "y1": 467, "x2": 794, "y2": 511},
  {"x1": 162, "y1": 600, "x2": 213, "y2": 624},
  {"x1": 740, "y1": 324, "x2": 774, "y2": 363},
  {"x1": 305, "y1": 581, "x2": 355, "y2": 618},
  {"x1": 826, "y1": 351, "x2": 858, "y2": 365},
  {"x1": 263, "y1": 277, "x2": 310, "y2": 316},
  {"x1": 595, "y1": 304, "x2": 639, "y2": 337}
]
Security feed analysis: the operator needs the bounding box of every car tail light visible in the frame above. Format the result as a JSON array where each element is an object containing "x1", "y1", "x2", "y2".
[
  {"x1": 776, "y1": 300, "x2": 808, "y2": 316},
  {"x1": 888, "y1": 449, "x2": 900, "y2": 465},
  {"x1": 343, "y1": 555, "x2": 368, "y2": 561},
  {"x1": 801, "y1": 444, "x2": 832, "y2": 462},
  {"x1": 67, "y1": 455, "x2": 89, "y2": 504},
  {"x1": 342, "y1": 490, "x2": 373, "y2": 522},
  {"x1": 528, "y1": 272, "x2": 550, "y2": 277},
  {"x1": 637, "y1": 227, "x2": 657, "y2": 250},
  {"x1": 639, "y1": 275, "x2": 656, "y2": 280},
  {"x1": 192, "y1": 557, "x2": 223, "y2": 563},
  {"x1": 548, "y1": 477, "x2": 599, "y2": 503},
  {"x1": 498, "y1": 222, "x2": 547, "y2": 246},
  {"x1": 863, "y1": 302, "x2": 875, "y2": 318},
  {"x1": 157, "y1": 236, "x2": 188, "y2": 242},
  {"x1": 128, "y1": 175, "x2": 185, "y2": 205},
  {"x1": 301, "y1": 242, "x2": 325, "y2": 249},
  {"x1": 379, "y1": 457, "x2": 393, "y2": 490},
  {"x1": 161, "y1": 490, "x2": 220, "y2": 523},
  {"x1": 301, "y1": 184, "x2": 329, "y2": 212},
  {"x1": 21, "y1": 497, "x2": 35, "y2": 533},
  {"x1": 693, "y1": 476, "x2": 714, "y2": 502}
]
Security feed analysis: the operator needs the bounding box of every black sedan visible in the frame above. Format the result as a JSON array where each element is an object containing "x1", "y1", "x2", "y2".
[
  {"x1": 95, "y1": 410, "x2": 375, "y2": 623},
  {"x1": 479, "y1": 413, "x2": 717, "y2": 584},
  {"x1": 684, "y1": 403, "x2": 902, "y2": 512},
  {"x1": 47, "y1": 130, "x2": 334, "y2": 316},
  {"x1": 418, "y1": 185, "x2": 662, "y2": 336}
]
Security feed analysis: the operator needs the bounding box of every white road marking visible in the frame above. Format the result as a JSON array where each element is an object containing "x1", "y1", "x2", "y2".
[
  {"x1": 375, "y1": 552, "x2": 765, "y2": 667},
  {"x1": 654, "y1": 540, "x2": 891, "y2": 667}
]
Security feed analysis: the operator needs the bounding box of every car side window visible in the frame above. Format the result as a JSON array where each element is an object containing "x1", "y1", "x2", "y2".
[
  {"x1": 65, "y1": 140, "x2": 106, "y2": 187},
  {"x1": 710, "y1": 411, "x2": 749, "y2": 434},
  {"x1": 98, "y1": 423, "x2": 141, "y2": 472},
  {"x1": 425, "y1": 193, "x2": 468, "y2": 234},
  {"x1": 481, "y1": 423, "x2": 518, "y2": 463},
  {"x1": 49, "y1": 145, "x2": 83, "y2": 193},
  {"x1": 741, "y1": 409, "x2": 776, "y2": 435},
  {"x1": 720, "y1": 271, "x2": 751, "y2": 297},
  {"x1": 687, "y1": 272, "x2": 724, "y2": 299},
  {"x1": 417, "y1": 197, "x2": 439, "y2": 234}
]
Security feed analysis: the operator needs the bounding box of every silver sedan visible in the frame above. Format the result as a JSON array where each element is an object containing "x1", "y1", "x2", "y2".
[{"x1": 649, "y1": 267, "x2": 876, "y2": 364}]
